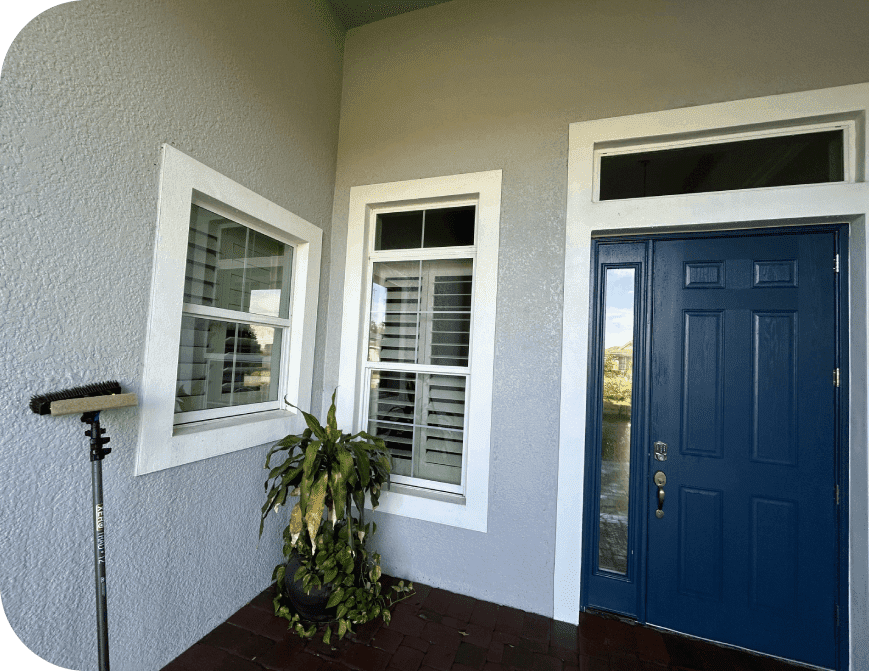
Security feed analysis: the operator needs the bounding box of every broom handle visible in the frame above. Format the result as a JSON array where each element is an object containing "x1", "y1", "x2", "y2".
[{"x1": 87, "y1": 414, "x2": 110, "y2": 671}]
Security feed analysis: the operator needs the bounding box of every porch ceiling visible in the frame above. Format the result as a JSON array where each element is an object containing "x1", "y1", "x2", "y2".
[{"x1": 328, "y1": 0, "x2": 453, "y2": 29}]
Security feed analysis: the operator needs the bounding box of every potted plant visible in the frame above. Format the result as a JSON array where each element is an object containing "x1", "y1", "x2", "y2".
[{"x1": 259, "y1": 391, "x2": 413, "y2": 643}]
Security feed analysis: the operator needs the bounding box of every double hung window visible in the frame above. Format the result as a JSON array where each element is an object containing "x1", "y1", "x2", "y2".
[
  {"x1": 338, "y1": 170, "x2": 501, "y2": 532},
  {"x1": 136, "y1": 145, "x2": 322, "y2": 475},
  {"x1": 364, "y1": 206, "x2": 476, "y2": 493},
  {"x1": 176, "y1": 203, "x2": 294, "y2": 423}
]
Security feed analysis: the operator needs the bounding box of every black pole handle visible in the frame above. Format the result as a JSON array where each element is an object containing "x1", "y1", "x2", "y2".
[{"x1": 84, "y1": 413, "x2": 110, "y2": 671}]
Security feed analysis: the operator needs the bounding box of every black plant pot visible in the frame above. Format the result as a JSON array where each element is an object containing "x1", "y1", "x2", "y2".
[{"x1": 283, "y1": 552, "x2": 337, "y2": 622}]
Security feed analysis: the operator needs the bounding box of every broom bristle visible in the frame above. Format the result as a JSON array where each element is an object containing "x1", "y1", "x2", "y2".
[{"x1": 30, "y1": 381, "x2": 122, "y2": 415}]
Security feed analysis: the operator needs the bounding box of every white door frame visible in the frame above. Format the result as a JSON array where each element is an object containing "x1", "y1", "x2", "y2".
[{"x1": 555, "y1": 82, "x2": 869, "y2": 670}]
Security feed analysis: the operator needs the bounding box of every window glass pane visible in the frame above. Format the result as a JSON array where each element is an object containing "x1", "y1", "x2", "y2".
[
  {"x1": 367, "y1": 370, "x2": 416, "y2": 477},
  {"x1": 367, "y1": 371, "x2": 465, "y2": 485},
  {"x1": 426, "y1": 261, "x2": 472, "y2": 366},
  {"x1": 416, "y1": 373, "x2": 465, "y2": 484},
  {"x1": 599, "y1": 129, "x2": 844, "y2": 200},
  {"x1": 375, "y1": 211, "x2": 423, "y2": 250},
  {"x1": 185, "y1": 204, "x2": 292, "y2": 318},
  {"x1": 369, "y1": 261, "x2": 420, "y2": 365},
  {"x1": 175, "y1": 315, "x2": 282, "y2": 413},
  {"x1": 374, "y1": 207, "x2": 475, "y2": 250},
  {"x1": 369, "y1": 259, "x2": 472, "y2": 366},
  {"x1": 598, "y1": 268, "x2": 635, "y2": 574},
  {"x1": 423, "y1": 206, "x2": 475, "y2": 247}
]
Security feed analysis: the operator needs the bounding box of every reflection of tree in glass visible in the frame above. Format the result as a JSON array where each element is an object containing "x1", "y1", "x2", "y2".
[
  {"x1": 603, "y1": 341, "x2": 633, "y2": 407},
  {"x1": 599, "y1": 341, "x2": 633, "y2": 574}
]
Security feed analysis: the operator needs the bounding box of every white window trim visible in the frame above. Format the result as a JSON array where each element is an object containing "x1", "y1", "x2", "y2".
[
  {"x1": 337, "y1": 170, "x2": 502, "y2": 533},
  {"x1": 135, "y1": 144, "x2": 322, "y2": 475},
  {"x1": 554, "y1": 83, "x2": 869, "y2": 671}
]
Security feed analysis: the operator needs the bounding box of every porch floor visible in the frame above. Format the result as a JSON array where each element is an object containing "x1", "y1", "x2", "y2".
[{"x1": 161, "y1": 576, "x2": 813, "y2": 671}]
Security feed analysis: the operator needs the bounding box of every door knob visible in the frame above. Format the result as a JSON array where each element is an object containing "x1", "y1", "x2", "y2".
[{"x1": 654, "y1": 471, "x2": 666, "y2": 518}]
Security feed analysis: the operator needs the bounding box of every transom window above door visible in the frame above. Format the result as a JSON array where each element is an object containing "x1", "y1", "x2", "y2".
[{"x1": 594, "y1": 119, "x2": 856, "y2": 201}]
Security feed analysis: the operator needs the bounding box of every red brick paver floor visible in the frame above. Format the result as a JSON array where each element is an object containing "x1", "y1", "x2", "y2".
[{"x1": 161, "y1": 576, "x2": 814, "y2": 671}]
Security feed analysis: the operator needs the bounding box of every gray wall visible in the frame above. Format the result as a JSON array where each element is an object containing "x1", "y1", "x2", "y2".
[
  {"x1": 323, "y1": 0, "x2": 869, "y2": 616},
  {"x1": 0, "y1": 1, "x2": 344, "y2": 669},
  {"x1": 4, "y1": 0, "x2": 869, "y2": 667}
]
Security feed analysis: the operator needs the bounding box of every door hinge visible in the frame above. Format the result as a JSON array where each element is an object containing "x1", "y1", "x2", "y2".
[
  {"x1": 833, "y1": 368, "x2": 840, "y2": 387},
  {"x1": 836, "y1": 484, "x2": 840, "y2": 505},
  {"x1": 836, "y1": 603, "x2": 839, "y2": 627},
  {"x1": 835, "y1": 253, "x2": 840, "y2": 273}
]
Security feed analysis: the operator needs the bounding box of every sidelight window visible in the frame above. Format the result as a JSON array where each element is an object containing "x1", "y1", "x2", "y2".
[{"x1": 597, "y1": 267, "x2": 636, "y2": 574}]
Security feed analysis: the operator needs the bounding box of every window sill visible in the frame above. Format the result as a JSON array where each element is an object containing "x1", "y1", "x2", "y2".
[
  {"x1": 136, "y1": 408, "x2": 299, "y2": 475},
  {"x1": 173, "y1": 408, "x2": 293, "y2": 436},
  {"x1": 365, "y1": 481, "x2": 486, "y2": 532},
  {"x1": 385, "y1": 482, "x2": 466, "y2": 506}
]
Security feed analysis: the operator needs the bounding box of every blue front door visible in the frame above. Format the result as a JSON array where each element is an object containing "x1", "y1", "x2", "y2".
[{"x1": 645, "y1": 231, "x2": 838, "y2": 667}]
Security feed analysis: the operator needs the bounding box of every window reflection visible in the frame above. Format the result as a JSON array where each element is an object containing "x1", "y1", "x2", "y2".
[{"x1": 598, "y1": 268, "x2": 635, "y2": 574}]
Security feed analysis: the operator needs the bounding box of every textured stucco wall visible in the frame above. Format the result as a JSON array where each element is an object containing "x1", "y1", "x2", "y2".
[
  {"x1": 0, "y1": 1, "x2": 344, "y2": 669},
  {"x1": 324, "y1": 0, "x2": 869, "y2": 617}
]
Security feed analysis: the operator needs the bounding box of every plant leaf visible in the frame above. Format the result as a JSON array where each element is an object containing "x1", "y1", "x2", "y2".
[
  {"x1": 305, "y1": 472, "x2": 328, "y2": 544},
  {"x1": 300, "y1": 407, "x2": 326, "y2": 440},
  {"x1": 329, "y1": 469, "x2": 347, "y2": 521},
  {"x1": 323, "y1": 625, "x2": 331, "y2": 645},
  {"x1": 353, "y1": 446, "x2": 371, "y2": 488},
  {"x1": 288, "y1": 503, "x2": 303, "y2": 547},
  {"x1": 326, "y1": 586, "x2": 345, "y2": 609},
  {"x1": 336, "y1": 445, "x2": 355, "y2": 482},
  {"x1": 300, "y1": 440, "x2": 321, "y2": 511},
  {"x1": 352, "y1": 490, "x2": 364, "y2": 518},
  {"x1": 326, "y1": 389, "x2": 338, "y2": 432}
]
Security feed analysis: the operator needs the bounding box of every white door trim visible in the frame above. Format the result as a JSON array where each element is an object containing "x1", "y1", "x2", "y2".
[{"x1": 555, "y1": 82, "x2": 869, "y2": 670}]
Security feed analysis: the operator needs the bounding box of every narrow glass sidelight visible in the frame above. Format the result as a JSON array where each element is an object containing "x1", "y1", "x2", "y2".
[{"x1": 598, "y1": 268, "x2": 636, "y2": 574}]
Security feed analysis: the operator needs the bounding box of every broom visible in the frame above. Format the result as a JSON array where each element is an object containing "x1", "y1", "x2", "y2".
[{"x1": 30, "y1": 381, "x2": 137, "y2": 671}]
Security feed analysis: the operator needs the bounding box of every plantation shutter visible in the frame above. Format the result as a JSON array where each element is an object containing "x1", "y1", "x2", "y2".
[
  {"x1": 177, "y1": 222, "x2": 218, "y2": 411},
  {"x1": 416, "y1": 373, "x2": 466, "y2": 484},
  {"x1": 367, "y1": 259, "x2": 471, "y2": 486}
]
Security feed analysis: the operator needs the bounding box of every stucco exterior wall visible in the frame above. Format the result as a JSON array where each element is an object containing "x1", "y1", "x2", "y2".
[
  {"x1": 324, "y1": 0, "x2": 869, "y2": 617},
  {"x1": 0, "y1": 1, "x2": 344, "y2": 669}
]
